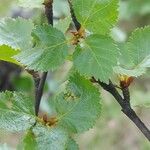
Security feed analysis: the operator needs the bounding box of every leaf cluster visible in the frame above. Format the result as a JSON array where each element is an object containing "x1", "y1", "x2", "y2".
[{"x1": 0, "y1": 0, "x2": 150, "y2": 149}]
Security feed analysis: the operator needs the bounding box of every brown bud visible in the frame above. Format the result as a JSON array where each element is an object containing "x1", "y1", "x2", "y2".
[{"x1": 119, "y1": 75, "x2": 134, "y2": 88}]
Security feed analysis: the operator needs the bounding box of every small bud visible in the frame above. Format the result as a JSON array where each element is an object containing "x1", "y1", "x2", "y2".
[
  {"x1": 70, "y1": 26, "x2": 86, "y2": 45},
  {"x1": 119, "y1": 75, "x2": 134, "y2": 88}
]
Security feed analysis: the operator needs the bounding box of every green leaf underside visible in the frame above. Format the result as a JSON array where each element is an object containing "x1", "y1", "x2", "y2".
[
  {"x1": 51, "y1": 72, "x2": 101, "y2": 133},
  {"x1": 0, "y1": 91, "x2": 35, "y2": 132},
  {"x1": 0, "y1": 17, "x2": 34, "y2": 50},
  {"x1": 117, "y1": 43, "x2": 134, "y2": 68},
  {"x1": 73, "y1": 34, "x2": 119, "y2": 82},
  {"x1": 72, "y1": 0, "x2": 118, "y2": 35},
  {"x1": 0, "y1": 45, "x2": 20, "y2": 65},
  {"x1": 114, "y1": 66, "x2": 146, "y2": 77},
  {"x1": 32, "y1": 123, "x2": 68, "y2": 150},
  {"x1": 18, "y1": 0, "x2": 43, "y2": 8},
  {"x1": 14, "y1": 25, "x2": 68, "y2": 71},
  {"x1": 127, "y1": 26, "x2": 150, "y2": 66},
  {"x1": 115, "y1": 26, "x2": 150, "y2": 77}
]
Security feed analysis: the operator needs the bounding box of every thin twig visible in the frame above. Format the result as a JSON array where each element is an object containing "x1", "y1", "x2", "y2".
[
  {"x1": 68, "y1": 0, "x2": 81, "y2": 31},
  {"x1": 26, "y1": 70, "x2": 40, "y2": 115},
  {"x1": 34, "y1": 0, "x2": 54, "y2": 116},
  {"x1": 94, "y1": 79, "x2": 150, "y2": 141}
]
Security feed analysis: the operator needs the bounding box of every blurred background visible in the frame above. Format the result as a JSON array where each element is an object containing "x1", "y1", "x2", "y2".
[{"x1": 0, "y1": 0, "x2": 150, "y2": 149}]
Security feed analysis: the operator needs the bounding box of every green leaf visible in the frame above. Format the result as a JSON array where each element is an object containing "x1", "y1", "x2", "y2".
[
  {"x1": 54, "y1": 17, "x2": 71, "y2": 34},
  {"x1": 32, "y1": 123, "x2": 69, "y2": 150},
  {"x1": 18, "y1": 0, "x2": 43, "y2": 8},
  {"x1": 67, "y1": 138, "x2": 79, "y2": 150},
  {"x1": 0, "y1": 45, "x2": 20, "y2": 65},
  {"x1": 73, "y1": 34, "x2": 119, "y2": 82},
  {"x1": 127, "y1": 26, "x2": 150, "y2": 66},
  {"x1": 72, "y1": 0, "x2": 118, "y2": 35},
  {"x1": 115, "y1": 26, "x2": 150, "y2": 77},
  {"x1": 19, "y1": 124, "x2": 69, "y2": 150},
  {"x1": 51, "y1": 72, "x2": 101, "y2": 133},
  {"x1": 17, "y1": 130, "x2": 37, "y2": 150},
  {"x1": 0, "y1": 18, "x2": 34, "y2": 50},
  {"x1": 0, "y1": 91, "x2": 35, "y2": 132},
  {"x1": 14, "y1": 25, "x2": 68, "y2": 71}
]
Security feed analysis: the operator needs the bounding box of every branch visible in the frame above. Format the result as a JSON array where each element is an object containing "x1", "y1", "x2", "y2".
[
  {"x1": 35, "y1": 72, "x2": 48, "y2": 116},
  {"x1": 92, "y1": 77, "x2": 150, "y2": 141},
  {"x1": 68, "y1": 0, "x2": 81, "y2": 31},
  {"x1": 44, "y1": 0, "x2": 53, "y2": 25},
  {"x1": 34, "y1": 0, "x2": 54, "y2": 116}
]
